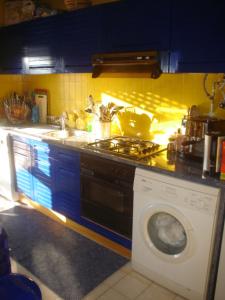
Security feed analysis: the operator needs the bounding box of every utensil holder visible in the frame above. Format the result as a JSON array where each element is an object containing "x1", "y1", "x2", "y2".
[{"x1": 93, "y1": 120, "x2": 111, "y2": 139}]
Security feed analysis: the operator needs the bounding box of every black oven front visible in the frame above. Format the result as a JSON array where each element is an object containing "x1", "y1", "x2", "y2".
[{"x1": 80, "y1": 153, "x2": 135, "y2": 239}]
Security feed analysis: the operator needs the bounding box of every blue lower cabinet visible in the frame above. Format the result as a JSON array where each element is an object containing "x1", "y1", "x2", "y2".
[
  {"x1": 14, "y1": 153, "x2": 33, "y2": 199},
  {"x1": 53, "y1": 166, "x2": 80, "y2": 222},
  {"x1": 32, "y1": 175, "x2": 53, "y2": 210}
]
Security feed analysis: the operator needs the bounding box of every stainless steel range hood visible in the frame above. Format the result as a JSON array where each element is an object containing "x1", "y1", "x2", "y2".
[{"x1": 92, "y1": 51, "x2": 162, "y2": 79}]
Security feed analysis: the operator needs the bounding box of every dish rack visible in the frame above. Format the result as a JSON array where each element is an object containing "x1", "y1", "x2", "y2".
[{"x1": 4, "y1": 98, "x2": 30, "y2": 124}]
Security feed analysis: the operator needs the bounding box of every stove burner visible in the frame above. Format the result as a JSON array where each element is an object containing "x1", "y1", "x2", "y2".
[{"x1": 86, "y1": 136, "x2": 165, "y2": 160}]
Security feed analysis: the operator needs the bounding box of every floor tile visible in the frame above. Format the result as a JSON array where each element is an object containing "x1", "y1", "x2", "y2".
[
  {"x1": 103, "y1": 270, "x2": 126, "y2": 287},
  {"x1": 136, "y1": 284, "x2": 176, "y2": 300},
  {"x1": 120, "y1": 262, "x2": 132, "y2": 274},
  {"x1": 130, "y1": 271, "x2": 152, "y2": 286},
  {"x1": 113, "y1": 273, "x2": 150, "y2": 299},
  {"x1": 82, "y1": 283, "x2": 109, "y2": 300},
  {"x1": 174, "y1": 296, "x2": 187, "y2": 300},
  {"x1": 98, "y1": 288, "x2": 129, "y2": 300}
]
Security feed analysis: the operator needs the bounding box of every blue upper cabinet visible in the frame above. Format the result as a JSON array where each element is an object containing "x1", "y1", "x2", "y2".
[
  {"x1": 101, "y1": 0, "x2": 171, "y2": 53},
  {"x1": 23, "y1": 14, "x2": 64, "y2": 74},
  {"x1": 59, "y1": 5, "x2": 103, "y2": 73},
  {"x1": 0, "y1": 22, "x2": 27, "y2": 74},
  {"x1": 1, "y1": 0, "x2": 225, "y2": 74},
  {"x1": 170, "y1": 0, "x2": 225, "y2": 73}
]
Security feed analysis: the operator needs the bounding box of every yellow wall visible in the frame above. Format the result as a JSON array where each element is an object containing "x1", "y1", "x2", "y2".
[
  {"x1": 21, "y1": 73, "x2": 225, "y2": 141},
  {"x1": 0, "y1": 73, "x2": 225, "y2": 142}
]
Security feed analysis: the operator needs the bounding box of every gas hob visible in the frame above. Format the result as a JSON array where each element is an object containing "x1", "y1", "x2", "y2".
[{"x1": 86, "y1": 136, "x2": 166, "y2": 160}]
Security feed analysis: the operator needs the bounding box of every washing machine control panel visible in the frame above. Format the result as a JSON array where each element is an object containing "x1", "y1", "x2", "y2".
[{"x1": 136, "y1": 176, "x2": 218, "y2": 215}]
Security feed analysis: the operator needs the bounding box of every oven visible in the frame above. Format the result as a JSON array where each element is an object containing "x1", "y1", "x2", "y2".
[{"x1": 80, "y1": 153, "x2": 135, "y2": 238}]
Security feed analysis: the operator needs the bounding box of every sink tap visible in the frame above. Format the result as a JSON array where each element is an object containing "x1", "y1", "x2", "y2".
[{"x1": 60, "y1": 112, "x2": 68, "y2": 130}]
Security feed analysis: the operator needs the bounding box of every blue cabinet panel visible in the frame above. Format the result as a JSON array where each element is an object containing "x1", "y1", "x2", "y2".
[
  {"x1": 56, "y1": 148, "x2": 80, "y2": 171},
  {"x1": 0, "y1": 22, "x2": 27, "y2": 74},
  {"x1": 12, "y1": 136, "x2": 33, "y2": 198},
  {"x1": 60, "y1": 6, "x2": 103, "y2": 73},
  {"x1": 23, "y1": 15, "x2": 64, "y2": 74},
  {"x1": 101, "y1": 0, "x2": 171, "y2": 53},
  {"x1": 171, "y1": 0, "x2": 225, "y2": 72},
  {"x1": 53, "y1": 147, "x2": 80, "y2": 222},
  {"x1": 32, "y1": 175, "x2": 53, "y2": 209},
  {"x1": 14, "y1": 153, "x2": 33, "y2": 199}
]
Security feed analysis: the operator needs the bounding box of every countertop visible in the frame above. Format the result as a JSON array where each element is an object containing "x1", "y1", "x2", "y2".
[{"x1": 1, "y1": 123, "x2": 224, "y2": 188}]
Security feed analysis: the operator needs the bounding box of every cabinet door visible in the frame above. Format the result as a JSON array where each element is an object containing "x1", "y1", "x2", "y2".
[
  {"x1": 171, "y1": 0, "x2": 225, "y2": 72},
  {"x1": 31, "y1": 140, "x2": 56, "y2": 208},
  {"x1": 12, "y1": 136, "x2": 33, "y2": 199},
  {"x1": 23, "y1": 15, "x2": 63, "y2": 74},
  {"x1": 101, "y1": 0, "x2": 171, "y2": 53},
  {"x1": 32, "y1": 169, "x2": 54, "y2": 209},
  {"x1": 54, "y1": 166, "x2": 80, "y2": 222},
  {"x1": 60, "y1": 6, "x2": 103, "y2": 73},
  {"x1": 14, "y1": 152, "x2": 33, "y2": 199},
  {"x1": 53, "y1": 148, "x2": 80, "y2": 222},
  {"x1": 0, "y1": 22, "x2": 27, "y2": 74}
]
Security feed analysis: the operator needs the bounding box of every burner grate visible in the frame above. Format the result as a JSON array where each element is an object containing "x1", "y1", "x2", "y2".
[{"x1": 86, "y1": 136, "x2": 165, "y2": 160}]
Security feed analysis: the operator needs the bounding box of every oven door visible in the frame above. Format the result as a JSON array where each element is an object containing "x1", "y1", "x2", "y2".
[{"x1": 81, "y1": 171, "x2": 133, "y2": 238}]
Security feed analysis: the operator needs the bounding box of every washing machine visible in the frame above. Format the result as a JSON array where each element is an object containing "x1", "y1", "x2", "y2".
[{"x1": 132, "y1": 168, "x2": 220, "y2": 300}]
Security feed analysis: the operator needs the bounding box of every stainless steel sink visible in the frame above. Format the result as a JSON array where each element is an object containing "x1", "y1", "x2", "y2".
[
  {"x1": 43, "y1": 129, "x2": 94, "y2": 144},
  {"x1": 44, "y1": 130, "x2": 72, "y2": 140}
]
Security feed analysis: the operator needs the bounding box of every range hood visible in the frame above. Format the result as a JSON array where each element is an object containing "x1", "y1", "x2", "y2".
[{"x1": 92, "y1": 51, "x2": 162, "y2": 79}]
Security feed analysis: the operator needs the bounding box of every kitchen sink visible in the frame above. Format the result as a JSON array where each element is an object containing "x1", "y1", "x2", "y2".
[{"x1": 44, "y1": 130, "x2": 72, "y2": 140}]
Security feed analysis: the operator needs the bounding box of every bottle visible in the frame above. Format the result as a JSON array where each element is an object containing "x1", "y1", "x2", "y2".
[
  {"x1": 175, "y1": 128, "x2": 184, "y2": 152},
  {"x1": 31, "y1": 103, "x2": 40, "y2": 124}
]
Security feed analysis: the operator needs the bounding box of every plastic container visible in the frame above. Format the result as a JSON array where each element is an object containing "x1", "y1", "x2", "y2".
[{"x1": 31, "y1": 105, "x2": 39, "y2": 124}]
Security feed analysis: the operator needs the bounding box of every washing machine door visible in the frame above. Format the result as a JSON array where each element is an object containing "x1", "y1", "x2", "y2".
[{"x1": 140, "y1": 204, "x2": 195, "y2": 263}]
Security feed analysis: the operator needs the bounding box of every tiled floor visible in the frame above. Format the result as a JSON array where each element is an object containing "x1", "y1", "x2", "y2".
[
  {"x1": 1, "y1": 196, "x2": 187, "y2": 300},
  {"x1": 83, "y1": 262, "x2": 187, "y2": 300}
]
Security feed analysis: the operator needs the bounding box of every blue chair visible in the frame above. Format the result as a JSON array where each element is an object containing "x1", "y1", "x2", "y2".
[
  {"x1": 0, "y1": 227, "x2": 42, "y2": 300},
  {"x1": 0, "y1": 227, "x2": 11, "y2": 277},
  {"x1": 0, "y1": 274, "x2": 42, "y2": 300}
]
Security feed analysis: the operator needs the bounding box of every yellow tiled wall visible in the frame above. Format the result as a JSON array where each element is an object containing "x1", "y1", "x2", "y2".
[
  {"x1": 21, "y1": 73, "x2": 225, "y2": 140},
  {"x1": 1, "y1": 73, "x2": 225, "y2": 141}
]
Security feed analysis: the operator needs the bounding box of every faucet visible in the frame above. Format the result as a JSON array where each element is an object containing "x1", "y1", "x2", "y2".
[{"x1": 60, "y1": 112, "x2": 68, "y2": 130}]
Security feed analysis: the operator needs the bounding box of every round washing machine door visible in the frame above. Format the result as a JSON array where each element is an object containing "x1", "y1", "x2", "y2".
[{"x1": 140, "y1": 204, "x2": 195, "y2": 263}]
